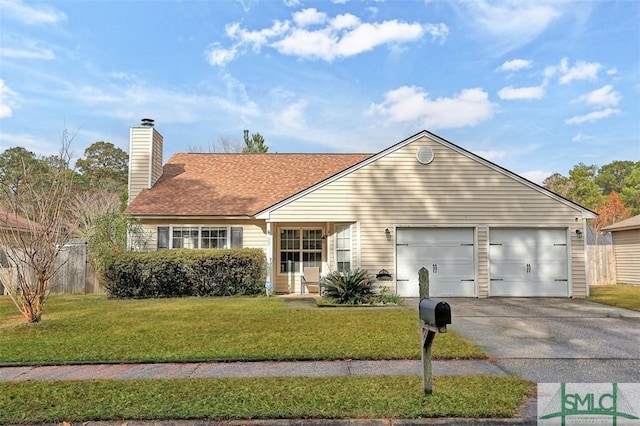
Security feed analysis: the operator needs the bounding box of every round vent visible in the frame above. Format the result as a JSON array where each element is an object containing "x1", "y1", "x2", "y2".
[{"x1": 416, "y1": 146, "x2": 434, "y2": 164}]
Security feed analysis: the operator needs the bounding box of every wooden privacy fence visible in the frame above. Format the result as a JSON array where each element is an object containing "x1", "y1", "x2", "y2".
[
  {"x1": 587, "y1": 245, "x2": 617, "y2": 286},
  {"x1": 49, "y1": 244, "x2": 103, "y2": 294}
]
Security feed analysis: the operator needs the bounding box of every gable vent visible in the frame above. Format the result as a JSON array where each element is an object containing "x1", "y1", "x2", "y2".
[{"x1": 416, "y1": 146, "x2": 434, "y2": 164}]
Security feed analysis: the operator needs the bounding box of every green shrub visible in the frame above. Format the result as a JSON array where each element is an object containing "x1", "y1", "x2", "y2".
[
  {"x1": 102, "y1": 249, "x2": 265, "y2": 298},
  {"x1": 321, "y1": 269, "x2": 374, "y2": 305}
]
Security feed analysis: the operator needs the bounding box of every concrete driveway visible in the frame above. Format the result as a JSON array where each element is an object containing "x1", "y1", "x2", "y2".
[{"x1": 438, "y1": 297, "x2": 640, "y2": 383}]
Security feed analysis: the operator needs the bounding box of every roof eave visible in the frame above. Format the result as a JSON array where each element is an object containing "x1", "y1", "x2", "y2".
[{"x1": 128, "y1": 214, "x2": 255, "y2": 221}]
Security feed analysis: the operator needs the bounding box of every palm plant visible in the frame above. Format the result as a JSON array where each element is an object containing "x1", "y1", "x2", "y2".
[{"x1": 321, "y1": 268, "x2": 374, "y2": 305}]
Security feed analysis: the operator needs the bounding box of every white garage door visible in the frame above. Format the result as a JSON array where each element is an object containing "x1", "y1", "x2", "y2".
[
  {"x1": 396, "y1": 228, "x2": 475, "y2": 297},
  {"x1": 489, "y1": 228, "x2": 568, "y2": 297}
]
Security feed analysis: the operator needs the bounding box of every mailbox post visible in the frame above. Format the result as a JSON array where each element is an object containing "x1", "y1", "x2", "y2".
[{"x1": 418, "y1": 266, "x2": 451, "y2": 394}]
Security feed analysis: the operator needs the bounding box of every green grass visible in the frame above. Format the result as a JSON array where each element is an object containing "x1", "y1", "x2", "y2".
[
  {"x1": 589, "y1": 284, "x2": 640, "y2": 312},
  {"x1": 0, "y1": 376, "x2": 532, "y2": 423},
  {"x1": 0, "y1": 295, "x2": 485, "y2": 364}
]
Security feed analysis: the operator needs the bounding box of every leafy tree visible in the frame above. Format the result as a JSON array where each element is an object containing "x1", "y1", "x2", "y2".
[
  {"x1": 75, "y1": 141, "x2": 128, "y2": 191},
  {"x1": 621, "y1": 167, "x2": 640, "y2": 215},
  {"x1": 542, "y1": 173, "x2": 572, "y2": 199},
  {"x1": 0, "y1": 147, "x2": 52, "y2": 197},
  {"x1": 242, "y1": 130, "x2": 268, "y2": 153},
  {"x1": 543, "y1": 160, "x2": 640, "y2": 217},
  {"x1": 595, "y1": 160, "x2": 637, "y2": 195},
  {"x1": 566, "y1": 163, "x2": 605, "y2": 211}
]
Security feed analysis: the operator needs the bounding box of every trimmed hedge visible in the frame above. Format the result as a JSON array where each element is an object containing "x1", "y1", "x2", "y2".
[{"x1": 101, "y1": 249, "x2": 266, "y2": 298}]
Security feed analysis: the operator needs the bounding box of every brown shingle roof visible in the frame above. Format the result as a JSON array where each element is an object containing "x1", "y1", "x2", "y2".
[
  {"x1": 0, "y1": 210, "x2": 32, "y2": 231},
  {"x1": 126, "y1": 153, "x2": 372, "y2": 217}
]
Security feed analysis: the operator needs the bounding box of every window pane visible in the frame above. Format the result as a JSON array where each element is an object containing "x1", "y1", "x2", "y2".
[
  {"x1": 335, "y1": 225, "x2": 351, "y2": 273},
  {"x1": 303, "y1": 252, "x2": 322, "y2": 268},
  {"x1": 231, "y1": 227, "x2": 243, "y2": 248},
  {"x1": 280, "y1": 252, "x2": 300, "y2": 273},
  {"x1": 200, "y1": 227, "x2": 227, "y2": 249},
  {"x1": 157, "y1": 227, "x2": 169, "y2": 249},
  {"x1": 173, "y1": 226, "x2": 199, "y2": 249},
  {"x1": 280, "y1": 228, "x2": 322, "y2": 274}
]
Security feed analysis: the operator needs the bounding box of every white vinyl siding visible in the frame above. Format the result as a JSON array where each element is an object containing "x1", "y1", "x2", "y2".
[
  {"x1": 268, "y1": 136, "x2": 589, "y2": 297},
  {"x1": 612, "y1": 229, "x2": 640, "y2": 285},
  {"x1": 128, "y1": 126, "x2": 163, "y2": 205}
]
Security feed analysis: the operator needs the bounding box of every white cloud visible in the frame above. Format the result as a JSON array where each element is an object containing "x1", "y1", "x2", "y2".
[
  {"x1": 368, "y1": 86, "x2": 494, "y2": 129},
  {"x1": 424, "y1": 23, "x2": 449, "y2": 43},
  {"x1": 571, "y1": 133, "x2": 596, "y2": 142},
  {"x1": 331, "y1": 13, "x2": 360, "y2": 31},
  {"x1": 205, "y1": 43, "x2": 238, "y2": 67},
  {"x1": 274, "y1": 19, "x2": 432, "y2": 61},
  {"x1": 283, "y1": 0, "x2": 301, "y2": 6},
  {"x1": 521, "y1": 170, "x2": 552, "y2": 184},
  {"x1": 565, "y1": 108, "x2": 619, "y2": 125},
  {"x1": 273, "y1": 100, "x2": 308, "y2": 130},
  {"x1": 226, "y1": 21, "x2": 291, "y2": 51},
  {"x1": 463, "y1": 1, "x2": 563, "y2": 53},
  {"x1": 0, "y1": 132, "x2": 63, "y2": 156},
  {"x1": 498, "y1": 85, "x2": 544, "y2": 100},
  {"x1": 63, "y1": 79, "x2": 259, "y2": 126},
  {"x1": 208, "y1": 10, "x2": 443, "y2": 65},
  {"x1": 558, "y1": 58, "x2": 602, "y2": 84},
  {"x1": 499, "y1": 59, "x2": 533, "y2": 72},
  {"x1": 575, "y1": 85, "x2": 620, "y2": 107},
  {"x1": 0, "y1": 0, "x2": 67, "y2": 25},
  {"x1": 293, "y1": 8, "x2": 327, "y2": 27},
  {"x1": 0, "y1": 79, "x2": 19, "y2": 118},
  {"x1": 0, "y1": 37, "x2": 55, "y2": 60}
]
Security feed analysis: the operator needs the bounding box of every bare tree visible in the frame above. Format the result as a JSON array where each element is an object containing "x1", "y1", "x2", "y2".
[
  {"x1": 188, "y1": 136, "x2": 243, "y2": 153},
  {"x1": 0, "y1": 130, "x2": 78, "y2": 323}
]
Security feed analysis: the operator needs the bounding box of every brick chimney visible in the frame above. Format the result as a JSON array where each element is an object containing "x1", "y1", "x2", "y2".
[{"x1": 127, "y1": 118, "x2": 163, "y2": 205}]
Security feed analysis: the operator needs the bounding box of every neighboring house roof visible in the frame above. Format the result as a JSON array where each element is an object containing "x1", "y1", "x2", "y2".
[
  {"x1": 126, "y1": 153, "x2": 372, "y2": 217},
  {"x1": 602, "y1": 214, "x2": 640, "y2": 232},
  {"x1": 0, "y1": 210, "x2": 32, "y2": 231}
]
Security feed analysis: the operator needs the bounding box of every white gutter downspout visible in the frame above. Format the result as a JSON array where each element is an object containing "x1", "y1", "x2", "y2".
[
  {"x1": 583, "y1": 218, "x2": 590, "y2": 298},
  {"x1": 265, "y1": 222, "x2": 273, "y2": 296}
]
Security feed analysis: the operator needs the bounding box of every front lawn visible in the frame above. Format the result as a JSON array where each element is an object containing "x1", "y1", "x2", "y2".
[
  {"x1": 0, "y1": 295, "x2": 485, "y2": 364},
  {"x1": 0, "y1": 296, "x2": 534, "y2": 423},
  {"x1": 0, "y1": 376, "x2": 532, "y2": 424},
  {"x1": 589, "y1": 284, "x2": 640, "y2": 312}
]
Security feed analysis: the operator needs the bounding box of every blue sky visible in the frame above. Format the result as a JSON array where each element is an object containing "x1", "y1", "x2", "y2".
[{"x1": 0, "y1": 0, "x2": 638, "y2": 183}]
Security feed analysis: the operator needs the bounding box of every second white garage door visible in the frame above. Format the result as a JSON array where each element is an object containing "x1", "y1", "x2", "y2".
[
  {"x1": 489, "y1": 228, "x2": 569, "y2": 297},
  {"x1": 396, "y1": 228, "x2": 475, "y2": 297}
]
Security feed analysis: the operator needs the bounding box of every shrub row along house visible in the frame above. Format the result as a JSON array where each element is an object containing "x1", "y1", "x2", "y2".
[{"x1": 125, "y1": 119, "x2": 597, "y2": 298}]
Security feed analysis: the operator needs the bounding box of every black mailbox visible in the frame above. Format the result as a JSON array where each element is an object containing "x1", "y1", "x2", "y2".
[{"x1": 419, "y1": 299, "x2": 451, "y2": 328}]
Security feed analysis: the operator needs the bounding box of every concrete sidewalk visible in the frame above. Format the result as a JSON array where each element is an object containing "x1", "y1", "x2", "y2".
[{"x1": 0, "y1": 359, "x2": 508, "y2": 382}]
